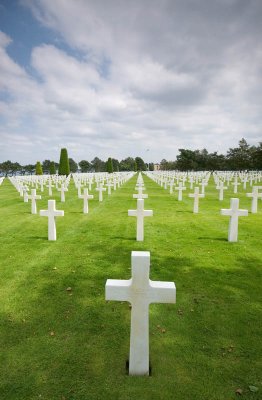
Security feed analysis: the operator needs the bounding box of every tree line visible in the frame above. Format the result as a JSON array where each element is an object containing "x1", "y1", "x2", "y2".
[
  {"x1": 160, "y1": 139, "x2": 262, "y2": 171},
  {"x1": 0, "y1": 139, "x2": 261, "y2": 176},
  {"x1": 0, "y1": 149, "x2": 149, "y2": 176}
]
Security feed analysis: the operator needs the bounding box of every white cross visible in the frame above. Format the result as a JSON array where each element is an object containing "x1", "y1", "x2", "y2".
[
  {"x1": 58, "y1": 183, "x2": 68, "y2": 202},
  {"x1": 128, "y1": 199, "x2": 153, "y2": 241},
  {"x1": 220, "y1": 198, "x2": 248, "y2": 242},
  {"x1": 135, "y1": 186, "x2": 146, "y2": 194},
  {"x1": 77, "y1": 182, "x2": 83, "y2": 197},
  {"x1": 40, "y1": 199, "x2": 64, "y2": 240},
  {"x1": 189, "y1": 176, "x2": 195, "y2": 189},
  {"x1": 242, "y1": 176, "x2": 248, "y2": 190},
  {"x1": 133, "y1": 192, "x2": 148, "y2": 200},
  {"x1": 200, "y1": 180, "x2": 208, "y2": 195},
  {"x1": 105, "y1": 251, "x2": 176, "y2": 376},
  {"x1": 168, "y1": 180, "x2": 175, "y2": 194},
  {"x1": 79, "y1": 188, "x2": 94, "y2": 213},
  {"x1": 246, "y1": 186, "x2": 262, "y2": 213},
  {"x1": 175, "y1": 182, "x2": 186, "y2": 201},
  {"x1": 40, "y1": 180, "x2": 44, "y2": 192},
  {"x1": 27, "y1": 189, "x2": 41, "y2": 214},
  {"x1": 188, "y1": 187, "x2": 204, "y2": 213},
  {"x1": 106, "y1": 182, "x2": 114, "y2": 195},
  {"x1": 232, "y1": 179, "x2": 240, "y2": 194},
  {"x1": 216, "y1": 181, "x2": 228, "y2": 201},
  {"x1": 133, "y1": 186, "x2": 148, "y2": 199},
  {"x1": 88, "y1": 179, "x2": 93, "y2": 191},
  {"x1": 22, "y1": 186, "x2": 29, "y2": 202},
  {"x1": 96, "y1": 185, "x2": 106, "y2": 202},
  {"x1": 46, "y1": 179, "x2": 54, "y2": 196}
]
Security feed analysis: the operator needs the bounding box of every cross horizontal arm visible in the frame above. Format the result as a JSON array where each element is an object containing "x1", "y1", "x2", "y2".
[
  {"x1": 128, "y1": 210, "x2": 137, "y2": 216},
  {"x1": 220, "y1": 209, "x2": 232, "y2": 216},
  {"x1": 148, "y1": 281, "x2": 176, "y2": 304},
  {"x1": 106, "y1": 279, "x2": 132, "y2": 302},
  {"x1": 144, "y1": 210, "x2": 153, "y2": 217}
]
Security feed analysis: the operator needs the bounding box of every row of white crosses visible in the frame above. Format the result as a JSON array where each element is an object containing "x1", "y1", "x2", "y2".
[
  {"x1": 39, "y1": 172, "x2": 136, "y2": 238},
  {"x1": 145, "y1": 171, "x2": 262, "y2": 241},
  {"x1": 145, "y1": 171, "x2": 206, "y2": 214},
  {"x1": 0, "y1": 177, "x2": 4, "y2": 185},
  {"x1": 128, "y1": 173, "x2": 153, "y2": 241},
  {"x1": 146, "y1": 171, "x2": 262, "y2": 214},
  {"x1": 9, "y1": 175, "x2": 71, "y2": 205},
  {"x1": 73, "y1": 172, "x2": 135, "y2": 205},
  {"x1": 106, "y1": 172, "x2": 176, "y2": 375}
]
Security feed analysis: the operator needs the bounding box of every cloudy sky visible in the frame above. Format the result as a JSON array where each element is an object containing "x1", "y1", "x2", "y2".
[{"x1": 0, "y1": 0, "x2": 261, "y2": 165}]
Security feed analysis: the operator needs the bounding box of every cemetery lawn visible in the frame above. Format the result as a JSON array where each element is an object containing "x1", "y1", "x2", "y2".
[{"x1": 0, "y1": 174, "x2": 261, "y2": 400}]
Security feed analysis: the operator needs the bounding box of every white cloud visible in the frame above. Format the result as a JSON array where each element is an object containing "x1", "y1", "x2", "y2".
[{"x1": 1, "y1": 0, "x2": 262, "y2": 164}]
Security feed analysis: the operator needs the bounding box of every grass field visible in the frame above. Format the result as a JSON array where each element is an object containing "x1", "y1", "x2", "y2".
[{"x1": 0, "y1": 173, "x2": 261, "y2": 400}]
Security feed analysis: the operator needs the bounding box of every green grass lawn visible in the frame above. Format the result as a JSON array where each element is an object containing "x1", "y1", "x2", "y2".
[{"x1": 0, "y1": 173, "x2": 261, "y2": 400}]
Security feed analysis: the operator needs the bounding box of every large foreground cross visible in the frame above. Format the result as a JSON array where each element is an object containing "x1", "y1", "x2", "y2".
[{"x1": 106, "y1": 251, "x2": 176, "y2": 375}]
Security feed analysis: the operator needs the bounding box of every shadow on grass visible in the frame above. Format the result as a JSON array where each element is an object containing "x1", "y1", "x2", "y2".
[
  {"x1": 28, "y1": 235, "x2": 47, "y2": 240},
  {"x1": 198, "y1": 236, "x2": 228, "y2": 242},
  {"x1": 111, "y1": 236, "x2": 135, "y2": 241}
]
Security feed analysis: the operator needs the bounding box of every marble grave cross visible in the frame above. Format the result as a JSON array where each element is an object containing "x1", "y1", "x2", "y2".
[
  {"x1": 28, "y1": 189, "x2": 41, "y2": 214},
  {"x1": 96, "y1": 185, "x2": 106, "y2": 202},
  {"x1": 175, "y1": 182, "x2": 186, "y2": 201},
  {"x1": 105, "y1": 251, "x2": 176, "y2": 376},
  {"x1": 133, "y1": 185, "x2": 148, "y2": 200},
  {"x1": 40, "y1": 199, "x2": 64, "y2": 240},
  {"x1": 216, "y1": 181, "x2": 228, "y2": 201},
  {"x1": 189, "y1": 187, "x2": 204, "y2": 213},
  {"x1": 220, "y1": 198, "x2": 248, "y2": 242},
  {"x1": 128, "y1": 199, "x2": 153, "y2": 241},
  {"x1": 79, "y1": 188, "x2": 94, "y2": 213},
  {"x1": 246, "y1": 186, "x2": 262, "y2": 213},
  {"x1": 58, "y1": 183, "x2": 68, "y2": 202}
]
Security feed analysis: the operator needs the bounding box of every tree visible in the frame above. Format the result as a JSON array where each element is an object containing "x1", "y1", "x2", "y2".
[
  {"x1": 58, "y1": 148, "x2": 70, "y2": 176},
  {"x1": 79, "y1": 160, "x2": 91, "y2": 172},
  {"x1": 148, "y1": 163, "x2": 154, "y2": 171},
  {"x1": 42, "y1": 160, "x2": 51, "y2": 174},
  {"x1": 106, "y1": 157, "x2": 113, "y2": 173},
  {"x1": 134, "y1": 160, "x2": 137, "y2": 172},
  {"x1": 0, "y1": 160, "x2": 18, "y2": 176},
  {"x1": 176, "y1": 149, "x2": 198, "y2": 170},
  {"x1": 23, "y1": 164, "x2": 35, "y2": 175},
  {"x1": 35, "y1": 161, "x2": 43, "y2": 175},
  {"x1": 119, "y1": 157, "x2": 135, "y2": 171},
  {"x1": 69, "y1": 158, "x2": 78, "y2": 173},
  {"x1": 253, "y1": 142, "x2": 262, "y2": 169},
  {"x1": 135, "y1": 157, "x2": 146, "y2": 171},
  {"x1": 226, "y1": 138, "x2": 252, "y2": 170},
  {"x1": 49, "y1": 161, "x2": 56, "y2": 175},
  {"x1": 160, "y1": 159, "x2": 168, "y2": 170},
  {"x1": 91, "y1": 157, "x2": 105, "y2": 172},
  {"x1": 112, "y1": 158, "x2": 120, "y2": 172}
]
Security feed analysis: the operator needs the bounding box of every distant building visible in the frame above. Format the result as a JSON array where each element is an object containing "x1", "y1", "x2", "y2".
[{"x1": 154, "y1": 163, "x2": 160, "y2": 171}]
